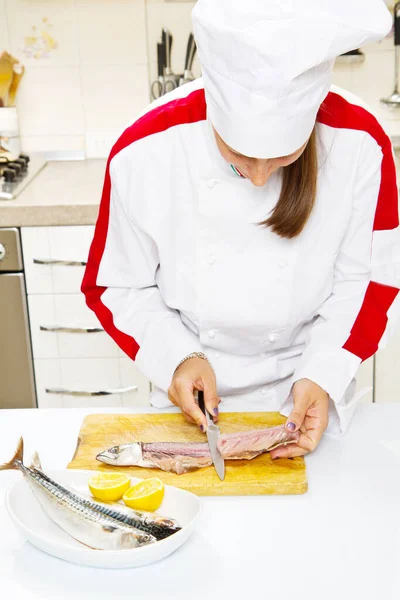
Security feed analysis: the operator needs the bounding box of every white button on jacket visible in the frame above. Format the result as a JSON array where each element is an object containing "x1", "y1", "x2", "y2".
[{"x1": 82, "y1": 79, "x2": 400, "y2": 435}]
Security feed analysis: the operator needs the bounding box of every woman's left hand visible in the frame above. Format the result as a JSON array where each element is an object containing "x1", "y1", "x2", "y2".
[{"x1": 270, "y1": 378, "x2": 329, "y2": 459}]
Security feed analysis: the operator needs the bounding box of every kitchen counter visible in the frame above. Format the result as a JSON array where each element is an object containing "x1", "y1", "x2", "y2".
[
  {"x1": 0, "y1": 146, "x2": 399, "y2": 228},
  {"x1": 1, "y1": 402, "x2": 400, "y2": 600},
  {"x1": 0, "y1": 159, "x2": 106, "y2": 227}
]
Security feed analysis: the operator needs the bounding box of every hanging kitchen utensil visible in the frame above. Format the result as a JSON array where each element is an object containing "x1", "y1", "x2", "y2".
[
  {"x1": 162, "y1": 28, "x2": 179, "y2": 91},
  {"x1": 179, "y1": 33, "x2": 197, "y2": 86},
  {"x1": 151, "y1": 42, "x2": 172, "y2": 100},
  {"x1": 381, "y1": 2, "x2": 400, "y2": 107}
]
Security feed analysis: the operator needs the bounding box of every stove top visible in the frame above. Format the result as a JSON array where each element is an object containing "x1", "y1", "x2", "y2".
[{"x1": 0, "y1": 154, "x2": 47, "y2": 201}]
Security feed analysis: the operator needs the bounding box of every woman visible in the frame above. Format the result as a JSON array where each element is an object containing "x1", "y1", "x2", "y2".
[{"x1": 82, "y1": 0, "x2": 399, "y2": 459}]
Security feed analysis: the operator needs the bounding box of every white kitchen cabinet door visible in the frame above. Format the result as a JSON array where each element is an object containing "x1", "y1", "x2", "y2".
[
  {"x1": 22, "y1": 225, "x2": 94, "y2": 295},
  {"x1": 28, "y1": 294, "x2": 58, "y2": 359},
  {"x1": 52, "y1": 357, "x2": 150, "y2": 409},
  {"x1": 355, "y1": 357, "x2": 374, "y2": 403},
  {"x1": 34, "y1": 359, "x2": 63, "y2": 408},
  {"x1": 119, "y1": 357, "x2": 151, "y2": 407},
  {"x1": 375, "y1": 333, "x2": 400, "y2": 402},
  {"x1": 28, "y1": 293, "x2": 120, "y2": 359}
]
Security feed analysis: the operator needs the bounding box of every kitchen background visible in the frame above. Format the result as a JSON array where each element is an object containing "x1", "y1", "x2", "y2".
[
  {"x1": 1, "y1": 0, "x2": 399, "y2": 157},
  {"x1": 0, "y1": 0, "x2": 399, "y2": 410}
]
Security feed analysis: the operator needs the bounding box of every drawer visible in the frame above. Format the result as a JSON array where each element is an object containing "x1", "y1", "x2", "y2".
[
  {"x1": 22, "y1": 226, "x2": 95, "y2": 294},
  {"x1": 28, "y1": 293, "x2": 120, "y2": 359},
  {"x1": 34, "y1": 357, "x2": 151, "y2": 409}
]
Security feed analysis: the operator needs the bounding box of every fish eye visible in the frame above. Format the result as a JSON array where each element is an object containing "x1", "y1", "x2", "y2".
[{"x1": 109, "y1": 447, "x2": 118, "y2": 454}]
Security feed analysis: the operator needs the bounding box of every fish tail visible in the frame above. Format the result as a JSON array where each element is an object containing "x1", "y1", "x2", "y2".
[{"x1": 0, "y1": 437, "x2": 24, "y2": 471}]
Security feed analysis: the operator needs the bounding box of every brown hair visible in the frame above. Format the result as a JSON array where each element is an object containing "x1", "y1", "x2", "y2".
[{"x1": 260, "y1": 127, "x2": 318, "y2": 238}]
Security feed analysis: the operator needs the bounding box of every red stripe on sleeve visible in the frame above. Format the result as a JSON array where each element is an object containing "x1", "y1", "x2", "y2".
[
  {"x1": 318, "y1": 92, "x2": 399, "y2": 361},
  {"x1": 343, "y1": 282, "x2": 399, "y2": 361},
  {"x1": 81, "y1": 89, "x2": 207, "y2": 360},
  {"x1": 318, "y1": 92, "x2": 399, "y2": 231}
]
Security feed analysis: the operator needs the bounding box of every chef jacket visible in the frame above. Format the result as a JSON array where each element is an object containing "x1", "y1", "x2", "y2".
[{"x1": 82, "y1": 78, "x2": 400, "y2": 435}]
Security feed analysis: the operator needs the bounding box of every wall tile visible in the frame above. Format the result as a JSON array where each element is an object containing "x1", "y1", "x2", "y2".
[
  {"x1": 20, "y1": 134, "x2": 84, "y2": 154},
  {"x1": 332, "y1": 64, "x2": 355, "y2": 92},
  {"x1": 0, "y1": 0, "x2": 10, "y2": 50},
  {"x1": 17, "y1": 66, "x2": 84, "y2": 137},
  {"x1": 5, "y1": 0, "x2": 79, "y2": 67},
  {"x1": 76, "y1": 0, "x2": 147, "y2": 66},
  {"x1": 81, "y1": 63, "x2": 149, "y2": 136},
  {"x1": 349, "y1": 50, "x2": 397, "y2": 120}
]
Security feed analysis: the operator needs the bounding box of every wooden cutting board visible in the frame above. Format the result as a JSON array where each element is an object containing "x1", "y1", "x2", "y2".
[{"x1": 67, "y1": 412, "x2": 307, "y2": 496}]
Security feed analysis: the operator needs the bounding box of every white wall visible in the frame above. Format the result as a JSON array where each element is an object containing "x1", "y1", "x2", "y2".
[{"x1": 0, "y1": 0, "x2": 399, "y2": 157}]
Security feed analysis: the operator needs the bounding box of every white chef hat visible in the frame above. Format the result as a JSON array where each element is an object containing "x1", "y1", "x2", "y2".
[{"x1": 192, "y1": 0, "x2": 392, "y2": 159}]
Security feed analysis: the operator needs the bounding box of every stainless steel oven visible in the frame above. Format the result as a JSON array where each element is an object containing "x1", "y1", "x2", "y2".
[{"x1": 0, "y1": 227, "x2": 36, "y2": 408}]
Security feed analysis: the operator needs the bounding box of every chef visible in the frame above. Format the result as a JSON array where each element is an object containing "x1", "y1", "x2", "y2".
[{"x1": 82, "y1": 0, "x2": 400, "y2": 458}]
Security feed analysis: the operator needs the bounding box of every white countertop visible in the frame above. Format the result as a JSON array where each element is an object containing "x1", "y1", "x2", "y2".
[{"x1": 1, "y1": 403, "x2": 400, "y2": 600}]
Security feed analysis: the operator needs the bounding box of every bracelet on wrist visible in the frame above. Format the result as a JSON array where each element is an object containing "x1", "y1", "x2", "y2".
[{"x1": 174, "y1": 352, "x2": 210, "y2": 372}]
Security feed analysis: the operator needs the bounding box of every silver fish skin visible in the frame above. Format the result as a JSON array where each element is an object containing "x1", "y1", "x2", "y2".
[
  {"x1": 32, "y1": 466, "x2": 181, "y2": 541},
  {"x1": 0, "y1": 438, "x2": 155, "y2": 550}
]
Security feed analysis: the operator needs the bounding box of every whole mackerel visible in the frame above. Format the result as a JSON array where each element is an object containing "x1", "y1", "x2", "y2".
[{"x1": 0, "y1": 438, "x2": 158, "y2": 550}]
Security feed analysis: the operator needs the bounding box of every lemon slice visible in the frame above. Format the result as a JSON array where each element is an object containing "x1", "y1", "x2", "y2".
[
  {"x1": 88, "y1": 472, "x2": 131, "y2": 502},
  {"x1": 122, "y1": 478, "x2": 165, "y2": 512}
]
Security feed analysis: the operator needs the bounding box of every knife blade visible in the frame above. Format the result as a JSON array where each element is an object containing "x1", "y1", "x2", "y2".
[{"x1": 198, "y1": 390, "x2": 225, "y2": 481}]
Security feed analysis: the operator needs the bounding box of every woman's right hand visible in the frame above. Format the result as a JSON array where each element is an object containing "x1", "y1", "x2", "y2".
[{"x1": 168, "y1": 357, "x2": 220, "y2": 430}]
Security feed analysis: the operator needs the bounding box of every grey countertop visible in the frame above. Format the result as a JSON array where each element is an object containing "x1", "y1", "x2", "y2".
[
  {"x1": 0, "y1": 150, "x2": 399, "y2": 228},
  {"x1": 0, "y1": 159, "x2": 106, "y2": 227}
]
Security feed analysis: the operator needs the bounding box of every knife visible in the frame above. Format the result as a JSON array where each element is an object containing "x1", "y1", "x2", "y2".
[
  {"x1": 198, "y1": 390, "x2": 225, "y2": 481},
  {"x1": 162, "y1": 28, "x2": 179, "y2": 90},
  {"x1": 179, "y1": 33, "x2": 197, "y2": 86}
]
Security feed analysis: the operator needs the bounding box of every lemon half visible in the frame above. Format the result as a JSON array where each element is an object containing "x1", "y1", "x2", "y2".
[
  {"x1": 88, "y1": 472, "x2": 131, "y2": 502},
  {"x1": 122, "y1": 478, "x2": 165, "y2": 512}
]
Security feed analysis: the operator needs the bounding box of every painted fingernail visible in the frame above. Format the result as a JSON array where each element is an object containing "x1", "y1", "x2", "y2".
[
  {"x1": 213, "y1": 407, "x2": 219, "y2": 416},
  {"x1": 286, "y1": 422, "x2": 296, "y2": 432},
  {"x1": 200, "y1": 424, "x2": 205, "y2": 432}
]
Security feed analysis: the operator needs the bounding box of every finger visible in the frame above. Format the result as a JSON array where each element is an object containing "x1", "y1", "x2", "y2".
[
  {"x1": 203, "y1": 380, "x2": 220, "y2": 420},
  {"x1": 270, "y1": 444, "x2": 308, "y2": 460},
  {"x1": 270, "y1": 429, "x2": 318, "y2": 459},
  {"x1": 285, "y1": 393, "x2": 310, "y2": 433},
  {"x1": 169, "y1": 380, "x2": 207, "y2": 430},
  {"x1": 179, "y1": 389, "x2": 207, "y2": 431},
  {"x1": 181, "y1": 410, "x2": 196, "y2": 424}
]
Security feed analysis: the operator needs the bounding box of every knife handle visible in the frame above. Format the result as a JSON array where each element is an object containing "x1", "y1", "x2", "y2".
[
  {"x1": 198, "y1": 389, "x2": 205, "y2": 413},
  {"x1": 197, "y1": 391, "x2": 212, "y2": 425}
]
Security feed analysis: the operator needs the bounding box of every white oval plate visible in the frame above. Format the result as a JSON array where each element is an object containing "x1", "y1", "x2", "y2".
[{"x1": 5, "y1": 469, "x2": 202, "y2": 569}]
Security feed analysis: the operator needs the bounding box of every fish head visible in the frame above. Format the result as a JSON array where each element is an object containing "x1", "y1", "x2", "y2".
[{"x1": 96, "y1": 443, "x2": 142, "y2": 466}]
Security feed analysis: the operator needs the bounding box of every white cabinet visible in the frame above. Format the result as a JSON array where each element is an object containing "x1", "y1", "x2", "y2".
[
  {"x1": 22, "y1": 226, "x2": 93, "y2": 295},
  {"x1": 21, "y1": 225, "x2": 151, "y2": 409},
  {"x1": 375, "y1": 332, "x2": 400, "y2": 402},
  {"x1": 355, "y1": 357, "x2": 374, "y2": 403}
]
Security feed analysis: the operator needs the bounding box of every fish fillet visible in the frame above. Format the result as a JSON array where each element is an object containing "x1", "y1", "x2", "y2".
[{"x1": 97, "y1": 425, "x2": 299, "y2": 475}]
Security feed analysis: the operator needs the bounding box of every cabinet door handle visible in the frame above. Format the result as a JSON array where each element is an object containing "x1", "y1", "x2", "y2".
[
  {"x1": 40, "y1": 325, "x2": 104, "y2": 333},
  {"x1": 45, "y1": 386, "x2": 138, "y2": 397},
  {"x1": 33, "y1": 258, "x2": 87, "y2": 266}
]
